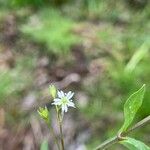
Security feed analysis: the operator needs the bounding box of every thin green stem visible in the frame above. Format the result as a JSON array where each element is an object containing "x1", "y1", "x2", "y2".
[
  {"x1": 95, "y1": 136, "x2": 118, "y2": 150},
  {"x1": 46, "y1": 120, "x2": 61, "y2": 150},
  {"x1": 126, "y1": 115, "x2": 150, "y2": 134},
  {"x1": 94, "y1": 115, "x2": 150, "y2": 150},
  {"x1": 58, "y1": 113, "x2": 65, "y2": 150}
]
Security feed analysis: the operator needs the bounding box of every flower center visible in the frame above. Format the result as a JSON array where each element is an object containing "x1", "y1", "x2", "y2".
[{"x1": 61, "y1": 97, "x2": 68, "y2": 104}]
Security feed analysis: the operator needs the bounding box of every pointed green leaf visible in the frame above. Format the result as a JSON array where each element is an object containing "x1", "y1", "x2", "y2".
[
  {"x1": 120, "y1": 84, "x2": 145, "y2": 132},
  {"x1": 120, "y1": 137, "x2": 150, "y2": 150}
]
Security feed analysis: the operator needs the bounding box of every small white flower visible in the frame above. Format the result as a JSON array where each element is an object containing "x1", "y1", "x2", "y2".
[{"x1": 52, "y1": 90, "x2": 75, "y2": 114}]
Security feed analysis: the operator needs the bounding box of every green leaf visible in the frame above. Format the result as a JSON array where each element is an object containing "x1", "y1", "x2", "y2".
[
  {"x1": 125, "y1": 42, "x2": 149, "y2": 73},
  {"x1": 40, "y1": 139, "x2": 49, "y2": 150},
  {"x1": 119, "y1": 84, "x2": 145, "y2": 132},
  {"x1": 120, "y1": 137, "x2": 150, "y2": 150}
]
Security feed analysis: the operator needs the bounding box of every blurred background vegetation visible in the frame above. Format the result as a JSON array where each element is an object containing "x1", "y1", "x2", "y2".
[{"x1": 0, "y1": 0, "x2": 150, "y2": 149}]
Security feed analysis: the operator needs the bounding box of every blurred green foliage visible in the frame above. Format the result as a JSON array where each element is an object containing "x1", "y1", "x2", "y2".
[
  {"x1": 21, "y1": 8, "x2": 80, "y2": 55},
  {"x1": 11, "y1": 0, "x2": 45, "y2": 7},
  {"x1": 0, "y1": 0, "x2": 70, "y2": 8},
  {"x1": 0, "y1": 56, "x2": 35, "y2": 104},
  {"x1": 0, "y1": 0, "x2": 150, "y2": 149},
  {"x1": 40, "y1": 139, "x2": 49, "y2": 150}
]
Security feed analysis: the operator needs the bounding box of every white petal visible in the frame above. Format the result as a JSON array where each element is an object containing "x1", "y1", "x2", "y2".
[
  {"x1": 60, "y1": 91, "x2": 65, "y2": 97},
  {"x1": 64, "y1": 105, "x2": 68, "y2": 112},
  {"x1": 53, "y1": 98, "x2": 61, "y2": 102},
  {"x1": 66, "y1": 91, "x2": 71, "y2": 97},
  {"x1": 66, "y1": 91, "x2": 74, "y2": 100},
  {"x1": 52, "y1": 101, "x2": 61, "y2": 105},
  {"x1": 58, "y1": 91, "x2": 62, "y2": 97},
  {"x1": 62, "y1": 105, "x2": 65, "y2": 113},
  {"x1": 51, "y1": 102, "x2": 56, "y2": 105},
  {"x1": 67, "y1": 101, "x2": 75, "y2": 108},
  {"x1": 58, "y1": 91, "x2": 64, "y2": 98}
]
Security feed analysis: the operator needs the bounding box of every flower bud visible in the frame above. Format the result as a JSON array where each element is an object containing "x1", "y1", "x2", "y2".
[
  {"x1": 49, "y1": 85, "x2": 57, "y2": 99},
  {"x1": 37, "y1": 106, "x2": 49, "y2": 121}
]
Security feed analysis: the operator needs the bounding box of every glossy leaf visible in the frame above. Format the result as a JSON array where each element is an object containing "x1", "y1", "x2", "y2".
[
  {"x1": 120, "y1": 137, "x2": 150, "y2": 150},
  {"x1": 120, "y1": 84, "x2": 145, "y2": 132}
]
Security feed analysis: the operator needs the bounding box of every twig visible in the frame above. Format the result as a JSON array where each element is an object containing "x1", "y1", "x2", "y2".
[
  {"x1": 94, "y1": 115, "x2": 150, "y2": 150},
  {"x1": 126, "y1": 115, "x2": 150, "y2": 134}
]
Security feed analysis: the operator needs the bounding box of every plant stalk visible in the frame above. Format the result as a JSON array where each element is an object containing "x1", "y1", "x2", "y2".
[
  {"x1": 47, "y1": 121, "x2": 61, "y2": 150},
  {"x1": 94, "y1": 115, "x2": 150, "y2": 150},
  {"x1": 58, "y1": 113, "x2": 65, "y2": 150},
  {"x1": 56, "y1": 108, "x2": 65, "y2": 150}
]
